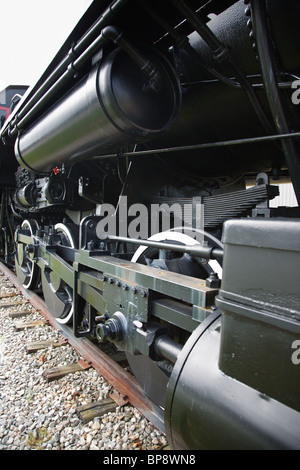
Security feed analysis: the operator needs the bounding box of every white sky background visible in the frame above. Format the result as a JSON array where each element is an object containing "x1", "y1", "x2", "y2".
[{"x1": 0, "y1": 0, "x2": 93, "y2": 91}]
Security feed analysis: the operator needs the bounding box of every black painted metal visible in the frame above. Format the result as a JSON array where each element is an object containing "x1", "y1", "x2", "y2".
[
  {"x1": 171, "y1": 0, "x2": 274, "y2": 134},
  {"x1": 165, "y1": 314, "x2": 300, "y2": 450},
  {"x1": 251, "y1": 0, "x2": 300, "y2": 205},
  {"x1": 107, "y1": 235, "x2": 224, "y2": 259},
  {"x1": 2, "y1": 0, "x2": 300, "y2": 451},
  {"x1": 0, "y1": 260, "x2": 166, "y2": 434},
  {"x1": 7, "y1": 0, "x2": 128, "y2": 137},
  {"x1": 15, "y1": 40, "x2": 180, "y2": 172}
]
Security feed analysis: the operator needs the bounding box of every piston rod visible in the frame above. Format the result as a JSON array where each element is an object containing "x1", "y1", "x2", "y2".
[
  {"x1": 107, "y1": 235, "x2": 224, "y2": 259},
  {"x1": 154, "y1": 335, "x2": 183, "y2": 363}
]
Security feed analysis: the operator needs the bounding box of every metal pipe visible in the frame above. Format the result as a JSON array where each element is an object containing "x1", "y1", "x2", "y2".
[
  {"x1": 15, "y1": 27, "x2": 180, "y2": 172},
  {"x1": 91, "y1": 130, "x2": 300, "y2": 160},
  {"x1": 74, "y1": 0, "x2": 128, "y2": 53},
  {"x1": 107, "y1": 235, "x2": 224, "y2": 259},
  {"x1": 170, "y1": 0, "x2": 274, "y2": 135},
  {"x1": 15, "y1": 66, "x2": 84, "y2": 135},
  {"x1": 251, "y1": 0, "x2": 300, "y2": 206},
  {"x1": 97, "y1": 26, "x2": 163, "y2": 92},
  {"x1": 15, "y1": 24, "x2": 162, "y2": 137},
  {"x1": 154, "y1": 335, "x2": 183, "y2": 363},
  {"x1": 139, "y1": 1, "x2": 241, "y2": 89},
  {"x1": 9, "y1": 0, "x2": 128, "y2": 136},
  {"x1": 170, "y1": 0, "x2": 228, "y2": 60},
  {"x1": 0, "y1": 191, "x2": 5, "y2": 232}
]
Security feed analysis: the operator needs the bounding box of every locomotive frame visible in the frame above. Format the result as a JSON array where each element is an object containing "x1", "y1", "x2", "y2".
[{"x1": 1, "y1": 0, "x2": 300, "y2": 449}]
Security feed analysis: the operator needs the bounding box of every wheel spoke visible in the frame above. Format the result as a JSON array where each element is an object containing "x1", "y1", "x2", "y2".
[
  {"x1": 127, "y1": 229, "x2": 223, "y2": 408},
  {"x1": 41, "y1": 223, "x2": 77, "y2": 325},
  {"x1": 15, "y1": 220, "x2": 41, "y2": 290}
]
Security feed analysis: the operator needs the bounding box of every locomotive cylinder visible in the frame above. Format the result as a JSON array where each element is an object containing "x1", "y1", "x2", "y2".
[
  {"x1": 165, "y1": 315, "x2": 300, "y2": 450},
  {"x1": 165, "y1": 219, "x2": 300, "y2": 450},
  {"x1": 15, "y1": 47, "x2": 180, "y2": 173}
]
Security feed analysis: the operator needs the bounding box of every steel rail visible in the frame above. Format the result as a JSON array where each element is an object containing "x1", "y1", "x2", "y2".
[{"x1": 0, "y1": 260, "x2": 165, "y2": 434}]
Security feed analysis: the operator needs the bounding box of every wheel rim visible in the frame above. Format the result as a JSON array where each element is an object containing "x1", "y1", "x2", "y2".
[
  {"x1": 127, "y1": 229, "x2": 223, "y2": 409},
  {"x1": 41, "y1": 223, "x2": 77, "y2": 325},
  {"x1": 15, "y1": 219, "x2": 41, "y2": 290},
  {"x1": 131, "y1": 229, "x2": 223, "y2": 278}
]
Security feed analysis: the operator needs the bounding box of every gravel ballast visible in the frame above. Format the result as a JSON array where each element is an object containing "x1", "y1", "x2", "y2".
[{"x1": 0, "y1": 275, "x2": 168, "y2": 450}]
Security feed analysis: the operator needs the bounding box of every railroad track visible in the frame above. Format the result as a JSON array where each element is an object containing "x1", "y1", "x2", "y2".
[{"x1": 0, "y1": 261, "x2": 168, "y2": 450}]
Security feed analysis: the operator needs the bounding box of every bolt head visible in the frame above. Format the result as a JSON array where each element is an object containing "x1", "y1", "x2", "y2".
[{"x1": 96, "y1": 324, "x2": 110, "y2": 342}]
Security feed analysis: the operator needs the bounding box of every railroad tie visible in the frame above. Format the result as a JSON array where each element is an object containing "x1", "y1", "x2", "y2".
[
  {"x1": 14, "y1": 319, "x2": 48, "y2": 330},
  {"x1": 0, "y1": 300, "x2": 28, "y2": 308},
  {"x1": 0, "y1": 292, "x2": 19, "y2": 298},
  {"x1": 9, "y1": 310, "x2": 34, "y2": 319},
  {"x1": 75, "y1": 398, "x2": 118, "y2": 424},
  {"x1": 26, "y1": 338, "x2": 68, "y2": 353},
  {"x1": 42, "y1": 359, "x2": 91, "y2": 382}
]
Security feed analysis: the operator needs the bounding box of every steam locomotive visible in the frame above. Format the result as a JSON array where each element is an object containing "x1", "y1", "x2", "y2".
[{"x1": 1, "y1": 0, "x2": 300, "y2": 449}]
